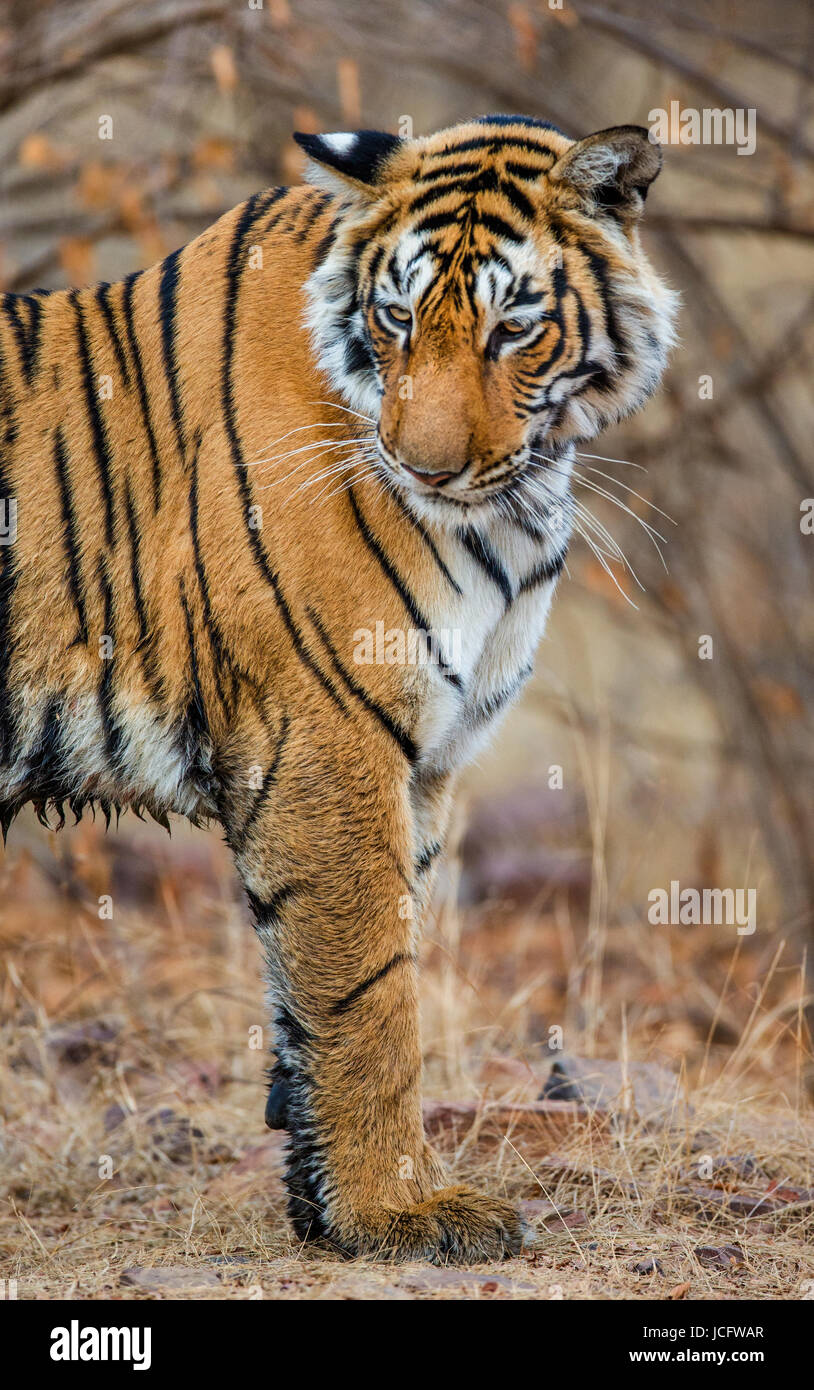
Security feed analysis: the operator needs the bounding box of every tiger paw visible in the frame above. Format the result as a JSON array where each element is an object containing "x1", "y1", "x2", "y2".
[{"x1": 338, "y1": 1186, "x2": 528, "y2": 1264}]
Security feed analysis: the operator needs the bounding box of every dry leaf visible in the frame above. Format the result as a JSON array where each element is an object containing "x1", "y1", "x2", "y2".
[
  {"x1": 268, "y1": 0, "x2": 292, "y2": 26},
  {"x1": 58, "y1": 237, "x2": 93, "y2": 284},
  {"x1": 337, "y1": 58, "x2": 361, "y2": 126},
  {"x1": 508, "y1": 4, "x2": 537, "y2": 70},
  {"x1": 18, "y1": 132, "x2": 65, "y2": 170},
  {"x1": 210, "y1": 44, "x2": 238, "y2": 94},
  {"x1": 193, "y1": 136, "x2": 235, "y2": 171}
]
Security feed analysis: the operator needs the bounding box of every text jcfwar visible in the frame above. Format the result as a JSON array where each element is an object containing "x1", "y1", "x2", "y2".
[{"x1": 50, "y1": 1321, "x2": 151, "y2": 1371}]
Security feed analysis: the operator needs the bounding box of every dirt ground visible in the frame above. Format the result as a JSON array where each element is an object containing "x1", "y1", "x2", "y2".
[{"x1": 1, "y1": 803, "x2": 811, "y2": 1302}]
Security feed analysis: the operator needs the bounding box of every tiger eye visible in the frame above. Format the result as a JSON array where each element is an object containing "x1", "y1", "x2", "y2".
[{"x1": 385, "y1": 303, "x2": 411, "y2": 323}]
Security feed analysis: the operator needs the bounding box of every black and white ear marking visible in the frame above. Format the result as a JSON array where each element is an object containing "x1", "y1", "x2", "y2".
[
  {"x1": 550, "y1": 125, "x2": 662, "y2": 217},
  {"x1": 294, "y1": 129, "x2": 403, "y2": 194}
]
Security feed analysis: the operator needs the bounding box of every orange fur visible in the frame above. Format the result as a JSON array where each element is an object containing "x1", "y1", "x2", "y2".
[{"x1": 0, "y1": 117, "x2": 675, "y2": 1259}]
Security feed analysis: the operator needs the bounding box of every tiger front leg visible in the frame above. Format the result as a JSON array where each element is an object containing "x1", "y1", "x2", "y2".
[{"x1": 233, "y1": 722, "x2": 524, "y2": 1263}]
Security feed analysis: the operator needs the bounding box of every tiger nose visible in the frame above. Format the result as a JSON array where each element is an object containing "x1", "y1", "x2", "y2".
[{"x1": 402, "y1": 462, "x2": 458, "y2": 487}]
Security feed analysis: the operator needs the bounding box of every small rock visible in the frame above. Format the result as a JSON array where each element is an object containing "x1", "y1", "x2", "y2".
[
  {"x1": 147, "y1": 1109, "x2": 205, "y2": 1164},
  {"x1": 48, "y1": 1020, "x2": 119, "y2": 1068},
  {"x1": 694, "y1": 1244, "x2": 746, "y2": 1270},
  {"x1": 540, "y1": 1055, "x2": 686, "y2": 1126},
  {"x1": 103, "y1": 1103, "x2": 128, "y2": 1133},
  {"x1": 686, "y1": 1154, "x2": 765, "y2": 1187},
  {"x1": 520, "y1": 1199, "x2": 588, "y2": 1232}
]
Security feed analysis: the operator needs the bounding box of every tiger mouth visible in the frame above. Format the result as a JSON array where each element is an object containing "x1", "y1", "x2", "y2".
[
  {"x1": 401, "y1": 462, "x2": 467, "y2": 489},
  {"x1": 376, "y1": 434, "x2": 527, "y2": 504}
]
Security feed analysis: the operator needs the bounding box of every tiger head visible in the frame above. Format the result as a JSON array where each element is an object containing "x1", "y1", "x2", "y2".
[{"x1": 296, "y1": 117, "x2": 678, "y2": 523}]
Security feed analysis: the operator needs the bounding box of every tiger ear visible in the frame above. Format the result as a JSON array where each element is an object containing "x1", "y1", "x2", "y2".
[
  {"x1": 293, "y1": 129, "x2": 404, "y2": 198},
  {"x1": 549, "y1": 125, "x2": 662, "y2": 218}
]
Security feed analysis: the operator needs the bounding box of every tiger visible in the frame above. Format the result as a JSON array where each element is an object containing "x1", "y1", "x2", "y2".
[{"x1": 0, "y1": 115, "x2": 677, "y2": 1262}]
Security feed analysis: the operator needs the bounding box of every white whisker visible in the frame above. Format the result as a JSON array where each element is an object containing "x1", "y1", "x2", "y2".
[
  {"x1": 241, "y1": 420, "x2": 366, "y2": 467},
  {"x1": 575, "y1": 450, "x2": 647, "y2": 470},
  {"x1": 529, "y1": 453, "x2": 667, "y2": 571},
  {"x1": 308, "y1": 399, "x2": 377, "y2": 425}
]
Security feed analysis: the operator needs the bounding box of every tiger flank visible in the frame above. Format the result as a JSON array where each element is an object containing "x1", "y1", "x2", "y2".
[{"x1": 0, "y1": 117, "x2": 677, "y2": 1261}]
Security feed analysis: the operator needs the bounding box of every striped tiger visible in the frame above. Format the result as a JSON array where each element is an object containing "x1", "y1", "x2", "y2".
[{"x1": 0, "y1": 116, "x2": 677, "y2": 1261}]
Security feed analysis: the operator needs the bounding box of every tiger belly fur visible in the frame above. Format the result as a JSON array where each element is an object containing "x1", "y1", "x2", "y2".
[{"x1": 0, "y1": 116, "x2": 676, "y2": 1261}]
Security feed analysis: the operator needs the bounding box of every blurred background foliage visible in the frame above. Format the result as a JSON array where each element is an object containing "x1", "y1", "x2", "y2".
[{"x1": 1, "y1": 0, "x2": 813, "y2": 1093}]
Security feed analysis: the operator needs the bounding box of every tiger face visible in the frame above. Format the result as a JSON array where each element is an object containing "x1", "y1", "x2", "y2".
[{"x1": 297, "y1": 117, "x2": 677, "y2": 524}]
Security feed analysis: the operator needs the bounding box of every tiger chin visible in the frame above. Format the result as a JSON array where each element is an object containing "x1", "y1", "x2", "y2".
[{"x1": 0, "y1": 116, "x2": 676, "y2": 1263}]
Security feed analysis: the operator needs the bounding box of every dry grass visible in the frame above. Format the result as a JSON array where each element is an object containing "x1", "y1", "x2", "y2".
[{"x1": 1, "y1": 794, "x2": 812, "y2": 1303}]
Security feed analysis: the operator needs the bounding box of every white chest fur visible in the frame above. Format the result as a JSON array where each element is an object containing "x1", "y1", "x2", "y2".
[{"x1": 413, "y1": 512, "x2": 567, "y2": 775}]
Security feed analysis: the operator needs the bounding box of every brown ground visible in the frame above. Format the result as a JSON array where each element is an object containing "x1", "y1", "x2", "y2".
[{"x1": 1, "y1": 797, "x2": 811, "y2": 1302}]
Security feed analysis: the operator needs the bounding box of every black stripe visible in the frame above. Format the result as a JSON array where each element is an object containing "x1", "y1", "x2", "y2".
[
  {"x1": 259, "y1": 190, "x2": 297, "y2": 240},
  {"x1": 97, "y1": 556, "x2": 123, "y2": 769},
  {"x1": 32, "y1": 695, "x2": 65, "y2": 824},
  {"x1": 0, "y1": 333, "x2": 18, "y2": 763},
  {"x1": 582, "y1": 244, "x2": 630, "y2": 369},
  {"x1": 474, "y1": 115, "x2": 565, "y2": 133},
  {"x1": 470, "y1": 665, "x2": 533, "y2": 726},
  {"x1": 3, "y1": 294, "x2": 43, "y2": 383},
  {"x1": 428, "y1": 133, "x2": 559, "y2": 159},
  {"x1": 348, "y1": 487, "x2": 462, "y2": 691},
  {"x1": 459, "y1": 527, "x2": 513, "y2": 607},
  {"x1": 274, "y1": 1001, "x2": 312, "y2": 1051},
  {"x1": 502, "y1": 276, "x2": 541, "y2": 312},
  {"x1": 408, "y1": 208, "x2": 461, "y2": 240},
  {"x1": 478, "y1": 211, "x2": 524, "y2": 245},
  {"x1": 123, "y1": 476, "x2": 149, "y2": 646},
  {"x1": 158, "y1": 248, "x2": 186, "y2": 462},
  {"x1": 120, "y1": 272, "x2": 162, "y2": 510},
  {"x1": 177, "y1": 577, "x2": 220, "y2": 808},
  {"x1": 296, "y1": 192, "x2": 330, "y2": 239},
  {"x1": 498, "y1": 179, "x2": 537, "y2": 222},
  {"x1": 221, "y1": 190, "x2": 348, "y2": 715},
  {"x1": 547, "y1": 220, "x2": 630, "y2": 372},
  {"x1": 307, "y1": 606, "x2": 417, "y2": 763},
  {"x1": 180, "y1": 577, "x2": 207, "y2": 735},
  {"x1": 188, "y1": 438, "x2": 232, "y2": 713},
  {"x1": 121, "y1": 475, "x2": 166, "y2": 708},
  {"x1": 21, "y1": 294, "x2": 43, "y2": 382},
  {"x1": 330, "y1": 953, "x2": 409, "y2": 1016},
  {"x1": 311, "y1": 216, "x2": 341, "y2": 269},
  {"x1": 386, "y1": 846, "x2": 414, "y2": 892},
  {"x1": 408, "y1": 178, "x2": 475, "y2": 215},
  {"x1": 416, "y1": 159, "x2": 483, "y2": 182},
  {"x1": 344, "y1": 332, "x2": 375, "y2": 378},
  {"x1": 72, "y1": 292, "x2": 116, "y2": 548},
  {"x1": 416, "y1": 840, "x2": 442, "y2": 876},
  {"x1": 95, "y1": 282, "x2": 131, "y2": 388},
  {"x1": 53, "y1": 426, "x2": 88, "y2": 644},
  {"x1": 384, "y1": 482, "x2": 463, "y2": 595},
  {"x1": 517, "y1": 547, "x2": 566, "y2": 595},
  {"x1": 246, "y1": 882, "x2": 301, "y2": 930},
  {"x1": 241, "y1": 712, "x2": 289, "y2": 840},
  {"x1": 571, "y1": 282, "x2": 592, "y2": 354},
  {"x1": 504, "y1": 158, "x2": 550, "y2": 180}
]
